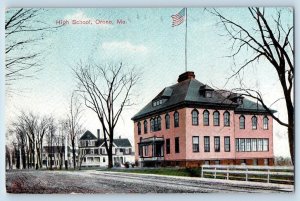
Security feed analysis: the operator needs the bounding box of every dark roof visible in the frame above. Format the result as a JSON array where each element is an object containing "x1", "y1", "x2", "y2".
[
  {"x1": 79, "y1": 130, "x2": 97, "y2": 140},
  {"x1": 113, "y1": 138, "x2": 132, "y2": 147},
  {"x1": 235, "y1": 98, "x2": 276, "y2": 113},
  {"x1": 79, "y1": 131, "x2": 132, "y2": 148},
  {"x1": 132, "y1": 78, "x2": 237, "y2": 120},
  {"x1": 132, "y1": 73, "x2": 274, "y2": 121}
]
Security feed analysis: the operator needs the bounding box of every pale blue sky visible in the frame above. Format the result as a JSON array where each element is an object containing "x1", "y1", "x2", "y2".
[{"x1": 5, "y1": 8, "x2": 293, "y2": 157}]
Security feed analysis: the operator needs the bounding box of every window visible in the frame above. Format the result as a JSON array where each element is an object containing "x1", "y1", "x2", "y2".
[
  {"x1": 252, "y1": 116, "x2": 257, "y2": 130},
  {"x1": 204, "y1": 136, "x2": 210, "y2": 152},
  {"x1": 165, "y1": 113, "x2": 170, "y2": 129},
  {"x1": 224, "y1": 137, "x2": 230, "y2": 152},
  {"x1": 192, "y1": 109, "x2": 199, "y2": 125},
  {"x1": 138, "y1": 145, "x2": 143, "y2": 156},
  {"x1": 213, "y1": 111, "x2": 220, "y2": 126},
  {"x1": 214, "y1": 137, "x2": 220, "y2": 152},
  {"x1": 206, "y1": 91, "x2": 212, "y2": 98},
  {"x1": 137, "y1": 122, "x2": 141, "y2": 135},
  {"x1": 153, "y1": 99, "x2": 165, "y2": 107},
  {"x1": 174, "y1": 111, "x2": 179, "y2": 127},
  {"x1": 263, "y1": 116, "x2": 269, "y2": 130},
  {"x1": 263, "y1": 139, "x2": 269, "y2": 151},
  {"x1": 175, "y1": 137, "x2": 180, "y2": 153},
  {"x1": 192, "y1": 136, "x2": 199, "y2": 152},
  {"x1": 103, "y1": 157, "x2": 105, "y2": 162},
  {"x1": 215, "y1": 160, "x2": 220, "y2": 165},
  {"x1": 224, "y1": 111, "x2": 230, "y2": 126},
  {"x1": 239, "y1": 115, "x2": 245, "y2": 129},
  {"x1": 144, "y1": 146, "x2": 148, "y2": 156},
  {"x1": 166, "y1": 138, "x2": 170, "y2": 154},
  {"x1": 154, "y1": 117, "x2": 158, "y2": 131},
  {"x1": 150, "y1": 118, "x2": 154, "y2": 132},
  {"x1": 157, "y1": 116, "x2": 161, "y2": 131},
  {"x1": 153, "y1": 116, "x2": 161, "y2": 132},
  {"x1": 203, "y1": 110, "x2": 209, "y2": 126},
  {"x1": 245, "y1": 139, "x2": 251, "y2": 151},
  {"x1": 239, "y1": 139, "x2": 245, "y2": 152},
  {"x1": 251, "y1": 139, "x2": 257, "y2": 151},
  {"x1": 144, "y1": 120, "x2": 148, "y2": 134},
  {"x1": 257, "y1": 139, "x2": 263, "y2": 151}
]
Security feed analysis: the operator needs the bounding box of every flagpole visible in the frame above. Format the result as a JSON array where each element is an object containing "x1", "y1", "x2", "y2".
[{"x1": 185, "y1": 8, "x2": 187, "y2": 72}]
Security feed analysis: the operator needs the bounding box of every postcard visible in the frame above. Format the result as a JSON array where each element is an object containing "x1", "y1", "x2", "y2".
[{"x1": 5, "y1": 7, "x2": 294, "y2": 193}]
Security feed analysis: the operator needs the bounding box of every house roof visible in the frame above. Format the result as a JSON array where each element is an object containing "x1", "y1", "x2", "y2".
[
  {"x1": 113, "y1": 138, "x2": 132, "y2": 147},
  {"x1": 79, "y1": 130, "x2": 132, "y2": 148},
  {"x1": 132, "y1": 72, "x2": 274, "y2": 121},
  {"x1": 79, "y1": 130, "x2": 97, "y2": 140}
]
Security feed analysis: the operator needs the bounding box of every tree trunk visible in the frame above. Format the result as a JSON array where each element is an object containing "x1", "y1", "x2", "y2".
[
  {"x1": 22, "y1": 146, "x2": 26, "y2": 169},
  {"x1": 108, "y1": 150, "x2": 113, "y2": 168},
  {"x1": 72, "y1": 141, "x2": 76, "y2": 169},
  {"x1": 288, "y1": 114, "x2": 294, "y2": 165}
]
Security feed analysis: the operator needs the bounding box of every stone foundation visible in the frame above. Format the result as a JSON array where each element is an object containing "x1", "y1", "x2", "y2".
[{"x1": 141, "y1": 158, "x2": 274, "y2": 168}]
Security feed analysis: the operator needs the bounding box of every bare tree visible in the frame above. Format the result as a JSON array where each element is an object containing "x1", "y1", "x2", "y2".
[
  {"x1": 36, "y1": 116, "x2": 53, "y2": 168},
  {"x1": 45, "y1": 119, "x2": 57, "y2": 170},
  {"x1": 5, "y1": 8, "x2": 61, "y2": 93},
  {"x1": 11, "y1": 111, "x2": 54, "y2": 169},
  {"x1": 66, "y1": 92, "x2": 83, "y2": 169},
  {"x1": 209, "y1": 8, "x2": 294, "y2": 164},
  {"x1": 74, "y1": 62, "x2": 139, "y2": 168}
]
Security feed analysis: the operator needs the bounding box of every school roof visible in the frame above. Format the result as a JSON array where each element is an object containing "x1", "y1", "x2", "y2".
[{"x1": 132, "y1": 71, "x2": 275, "y2": 121}]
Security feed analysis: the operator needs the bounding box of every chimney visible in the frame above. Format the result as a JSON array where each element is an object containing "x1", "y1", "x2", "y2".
[
  {"x1": 97, "y1": 129, "x2": 100, "y2": 139},
  {"x1": 177, "y1": 71, "x2": 195, "y2": 82},
  {"x1": 119, "y1": 136, "x2": 121, "y2": 139}
]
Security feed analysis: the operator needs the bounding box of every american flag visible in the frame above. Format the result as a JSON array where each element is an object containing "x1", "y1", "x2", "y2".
[{"x1": 171, "y1": 8, "x2": 186, "y2": 27}]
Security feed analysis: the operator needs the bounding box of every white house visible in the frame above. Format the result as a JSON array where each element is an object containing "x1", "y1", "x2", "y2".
[{"x1": 78, "y1": 130, "x2": 135, "y2": 167}]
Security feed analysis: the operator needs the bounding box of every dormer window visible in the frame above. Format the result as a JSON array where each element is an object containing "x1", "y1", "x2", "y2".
[
  {"x1": 152, "y1": 99, "x2": 165, "y2": 107},
  {"x1": 206, "y1": 91, "x2": 212, "y2": 98},
  {"x1": 199, "y1": 85, "x2": 214, "y2": 98},
  {"x1": 237, "y1": 98, "x2": 243, "y2": 104}
]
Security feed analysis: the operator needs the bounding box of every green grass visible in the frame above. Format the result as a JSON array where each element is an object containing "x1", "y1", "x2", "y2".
[{"x1": 98, "y1": 167, "x2": 202, "y2": 177}]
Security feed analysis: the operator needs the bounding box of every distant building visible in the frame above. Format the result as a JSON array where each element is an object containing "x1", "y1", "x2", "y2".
[
  {"x1": 78, "y1": 130, "x2": 134, "y2": 167},
  {"x1": 132, "y1": 71, "x2": 275, "y2": 167},
  {"x1": 42, "y1": 146, "x2": 76, "y2": 169}
]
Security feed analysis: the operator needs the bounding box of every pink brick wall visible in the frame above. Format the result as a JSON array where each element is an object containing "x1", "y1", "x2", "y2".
[
  {"x1": 134, "y1": 107, "x2": 274, "y2": 162},
  {"x1": 185, "y1": 108, "x2": 236, "y2": 160},
  {"x1": 234, "y1": 113, "x2": 274, "y2": 159}
]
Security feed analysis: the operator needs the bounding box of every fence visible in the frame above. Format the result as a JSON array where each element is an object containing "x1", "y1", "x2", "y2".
[{"x1": 201, "y1": 165, "x2": 294, "y2": 184}]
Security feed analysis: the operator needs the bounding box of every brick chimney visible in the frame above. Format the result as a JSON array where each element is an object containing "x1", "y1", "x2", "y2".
[
  {"x1": 177, "y1": 71, "x2": 195, "y2": 82},
  {"x1": 97, "y1": 129, "x2": 100, "y2": 140}
]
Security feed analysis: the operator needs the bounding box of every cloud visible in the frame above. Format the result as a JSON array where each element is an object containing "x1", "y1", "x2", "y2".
[
  {"x1": 101, "y1": 41, "x2": 148, "y2": 53},
  {"x1": 64, "y1": 10, "x2": 112, "y2": 29}
]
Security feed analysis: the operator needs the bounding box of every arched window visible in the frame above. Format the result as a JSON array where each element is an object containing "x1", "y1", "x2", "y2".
[
  {"x1": 154, "y1": 117, "x2": 158, "y2": 131},
  {"x1": 224, "y1": 111, "x2": 230, "y2": 126},
  {"x1": 137, "y1": 122, "x2": 141, "y2": 135},
  {"x1": 203, "y1": 110, "x2": 209, "y2": 126},
  {"x1": 150, "y1": 118, "x2": 154, "y2": 132},
  {"x1": 263, "y1": 116, "x2": 269, "y2": 130},
  {"x1": 165, "y1": 113, "x2": 170, "y2": 129},
  {"x1": 239, "y1": 115, "x2": 245, "y2": 129},
  {"x1": 252, "y1": 116, "x2": 257, "y2": 130},
  {"x1": 144, "y1": 120, "x2": 148, "y2": 134},
  {"x1": 174, "y1": 111, "x2": 179, "y2": 127},
  {"x1": 192, "y1": 109, "x2": 199, "y2": 125},
  {"x1": 157, "y1": 116, "x2": 161, "y2": 131},
  {"x1": 213, "y1": 111, "x2": 220, "y2": 126}
]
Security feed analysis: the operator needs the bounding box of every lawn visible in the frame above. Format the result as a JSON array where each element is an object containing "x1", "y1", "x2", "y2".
[{"x1": 98, "y1": 167, "x2": 202, "y2": 177}]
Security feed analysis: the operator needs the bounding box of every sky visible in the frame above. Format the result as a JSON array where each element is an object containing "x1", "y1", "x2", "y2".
[{"x1": 5, "y1": 7, "x2": 293, "y2": 157}]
